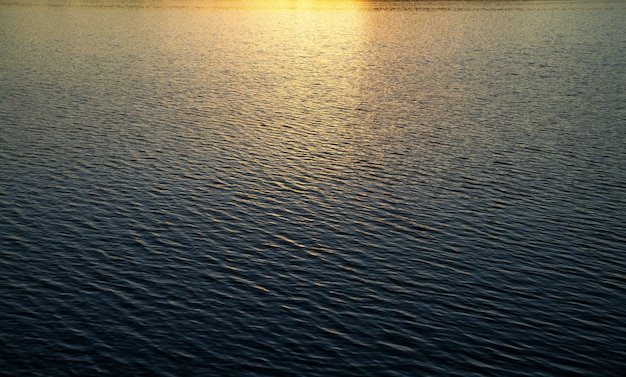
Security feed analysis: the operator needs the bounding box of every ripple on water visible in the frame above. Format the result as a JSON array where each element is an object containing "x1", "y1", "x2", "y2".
[{"x1": 2, "y1": 0, "x2": 626, "y2": 376}]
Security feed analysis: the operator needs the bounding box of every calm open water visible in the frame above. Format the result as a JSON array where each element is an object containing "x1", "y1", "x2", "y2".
[{"x1": 1, "y1": 0, "x2": 625, "y2": 375}]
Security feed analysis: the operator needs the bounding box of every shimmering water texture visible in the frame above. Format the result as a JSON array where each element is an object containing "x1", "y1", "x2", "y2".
[{"x1": 1, "y1": 0, "x2": 626, "y2": 375}]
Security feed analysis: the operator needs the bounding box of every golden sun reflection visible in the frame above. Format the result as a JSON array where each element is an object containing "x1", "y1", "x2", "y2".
[
  {"x1": 190, "y1": 0, "x2": 370, "y2": 173},
  {"x1": 228, "y1": 0, "x2": 367, "y2": 11},
  {"x1": 205, "y1": 0, "x2": 368, "y2": 116}
]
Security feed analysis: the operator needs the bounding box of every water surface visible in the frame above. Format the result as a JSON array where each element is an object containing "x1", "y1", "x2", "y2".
[{"x1": 1, "y1": 0, "x2": 625, "y2": 375}]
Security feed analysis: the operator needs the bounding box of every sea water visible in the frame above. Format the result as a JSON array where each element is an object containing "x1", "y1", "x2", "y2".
[{"x1": 1, "y1": 0, "x2": 625, "y2": 375}]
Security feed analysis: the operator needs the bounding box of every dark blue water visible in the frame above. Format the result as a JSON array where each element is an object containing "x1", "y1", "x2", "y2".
[{"x1": 1, "y1": 0, "x2": 625, "y2": 375}]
